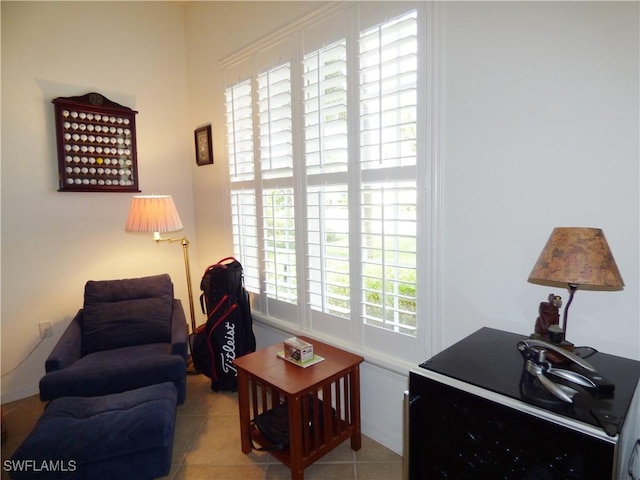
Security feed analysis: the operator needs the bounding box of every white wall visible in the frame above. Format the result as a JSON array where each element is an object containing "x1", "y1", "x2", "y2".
[
  {"x1": 441, "y1": 2, "x2": 639, "y2": 358},
  {"x1": 1, "y1": 2, "x2": 200, "y2": 402}
]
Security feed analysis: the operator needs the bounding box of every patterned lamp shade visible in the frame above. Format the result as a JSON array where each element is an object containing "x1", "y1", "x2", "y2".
[{"x1": 528, "y1": 227, "x2": 624, "y2": 291}]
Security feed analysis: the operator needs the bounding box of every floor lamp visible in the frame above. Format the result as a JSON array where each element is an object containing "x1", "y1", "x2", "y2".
[{"x1": 125, "y1": 194, "x2": 197, "y2": 335}]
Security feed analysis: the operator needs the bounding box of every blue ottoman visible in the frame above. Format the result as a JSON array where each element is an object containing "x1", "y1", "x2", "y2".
[{"x1": 9, "y1": 382, "x2": 177, "y2": 480}]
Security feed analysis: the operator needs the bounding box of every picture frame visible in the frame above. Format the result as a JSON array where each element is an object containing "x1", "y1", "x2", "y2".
[{"x1": 194, "y1": 124, "x2": 213, "y2": 166}]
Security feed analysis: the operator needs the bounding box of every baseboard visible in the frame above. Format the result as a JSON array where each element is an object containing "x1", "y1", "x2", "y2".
[
  {"x1": 1, "y1": 384, "x2": 39, "y2": 405},
  {"x1": 362, "y1": 415, "x2": 403, "y2": 456}
]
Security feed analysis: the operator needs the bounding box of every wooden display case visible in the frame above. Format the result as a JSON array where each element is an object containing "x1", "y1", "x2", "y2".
[{"x1": 52, "y1": 92, "x2": 140, "y2": 192}]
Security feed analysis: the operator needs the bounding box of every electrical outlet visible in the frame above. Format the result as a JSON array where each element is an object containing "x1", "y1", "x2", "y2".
[{"x1": 39, "y1": 322, "x2": 53, "y2": 338}]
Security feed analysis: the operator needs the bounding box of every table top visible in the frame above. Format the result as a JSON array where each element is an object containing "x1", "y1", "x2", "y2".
[{"x1": 233, "y1": 336, "x2": 364, "y2": 395}]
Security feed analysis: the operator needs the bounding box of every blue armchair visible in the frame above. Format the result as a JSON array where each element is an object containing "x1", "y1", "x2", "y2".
[{"x1": 39, "y1": 274, "x2": 187, "y2": 404}]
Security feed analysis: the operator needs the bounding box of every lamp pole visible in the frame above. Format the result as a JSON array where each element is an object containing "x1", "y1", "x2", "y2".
[
  {"x1": 154, "y1": 235, "x2": 197, "y2": 334},
  {"x1": 561, "y1": 284, "x2": 578, "y2": 342}
]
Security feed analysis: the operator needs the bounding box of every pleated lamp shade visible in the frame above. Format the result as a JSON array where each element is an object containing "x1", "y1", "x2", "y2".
[{"x1": 125, "y1": 195, "x2": 183, "y2": 234}]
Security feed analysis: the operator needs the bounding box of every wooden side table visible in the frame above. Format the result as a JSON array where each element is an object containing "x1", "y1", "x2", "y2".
[{"x1": 233, "y1": 336, "x2": 364, "y2": 480}]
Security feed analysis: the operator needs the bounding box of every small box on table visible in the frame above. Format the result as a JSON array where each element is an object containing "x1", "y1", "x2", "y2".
[{"x1": 284, "y1": 337, "x2": 314, "y2": 363}]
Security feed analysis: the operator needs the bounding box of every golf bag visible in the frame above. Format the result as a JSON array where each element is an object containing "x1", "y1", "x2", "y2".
[{"x1": 191, "y1": 257, "x2": 256, "y2": 391}]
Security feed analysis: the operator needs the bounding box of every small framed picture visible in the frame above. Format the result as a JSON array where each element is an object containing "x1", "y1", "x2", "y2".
[{"x1": 194, "y1": 124, "x2": 213, "y2": 166}]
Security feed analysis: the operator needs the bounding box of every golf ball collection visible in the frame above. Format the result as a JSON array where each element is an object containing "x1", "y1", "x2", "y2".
[{"x1": 55, "y1": 95, "x2": 138, "y2": 191}]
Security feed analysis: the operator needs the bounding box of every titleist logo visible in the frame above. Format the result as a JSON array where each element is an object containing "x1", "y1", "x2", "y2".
[{"x1": 219, "y1": 321, "x2": 237, "y2": 374}]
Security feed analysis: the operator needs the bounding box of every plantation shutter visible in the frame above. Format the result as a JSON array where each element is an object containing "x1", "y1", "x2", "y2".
[
  {"x1": 221, "y1": 2, "x2": 436, "y2": 366},
  {"x1": 226, "y1": 77, "x2": 261, "y2": 293},
  {"x1": 358, "y1": 10, "x2": 419, "y2": 356},
  {"x1": 303, "y1": 37, "x2": 351, "y2": 332}
]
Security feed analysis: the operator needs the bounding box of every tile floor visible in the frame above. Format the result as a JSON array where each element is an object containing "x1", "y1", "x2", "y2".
[{"x1": 1, "y1": 373, "x2": 403, "y2": 480}]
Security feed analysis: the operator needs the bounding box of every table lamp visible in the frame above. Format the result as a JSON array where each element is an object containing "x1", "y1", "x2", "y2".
[
  {"x1": 527, "y1": 227, "x2": 624, "y2": 343},
  {"x1": 125, "y1": 194, "x2": 196, "y2": 334}
]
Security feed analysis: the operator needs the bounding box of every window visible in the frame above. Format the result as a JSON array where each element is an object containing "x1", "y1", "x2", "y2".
[
  {"x1": 307, "y1": 184, "x2": 350, "y2": 319},
  {"x1": 361, "y1": 182, "x2": 417, "y2": 336},
  {"x1": 223, "y1": 3, "x2": 437, "y2": 365},
  {"x1": 262, "y1": 188, "x2": 297, "y2": 304},
  {"x1": 359, "y1": 11, "x2": 418, "y2": 337},
  {"x1": 303, "y1": 39, "x2": 350, "y2": 323}
]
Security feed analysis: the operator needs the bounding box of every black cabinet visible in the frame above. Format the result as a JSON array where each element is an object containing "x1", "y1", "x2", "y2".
[{"x1": 407, "y1": 327, "x2": 640, "y2": 480}]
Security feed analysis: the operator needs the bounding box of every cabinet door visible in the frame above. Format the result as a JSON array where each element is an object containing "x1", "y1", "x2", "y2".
[{"x1": 409, "y1": 372, "x2": 614, "y2": 480}]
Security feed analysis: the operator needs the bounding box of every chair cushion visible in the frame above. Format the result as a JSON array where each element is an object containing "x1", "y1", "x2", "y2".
[
  {"x1": 39, "y1": 343, "x2": 185, "y2": 401},
  {"x1": 82, "y1": 274, "x2": 173, "y2": 355},
  {"x1": 11, "y1": 383, "x2": 177, "y2": 479}
]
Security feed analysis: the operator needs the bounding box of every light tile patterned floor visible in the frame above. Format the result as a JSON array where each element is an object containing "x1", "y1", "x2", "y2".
[{"x1": 1, "y1": 374, "x2": 403, "y2": 480}]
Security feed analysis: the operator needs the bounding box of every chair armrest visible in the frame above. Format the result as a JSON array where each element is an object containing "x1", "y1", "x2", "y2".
[
  {"x1": 45, "y1": 312, "x2": 82, "y2": 372},
  {"x1": 171, "y1": 299, "x2": 188, "y2": 360}
]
